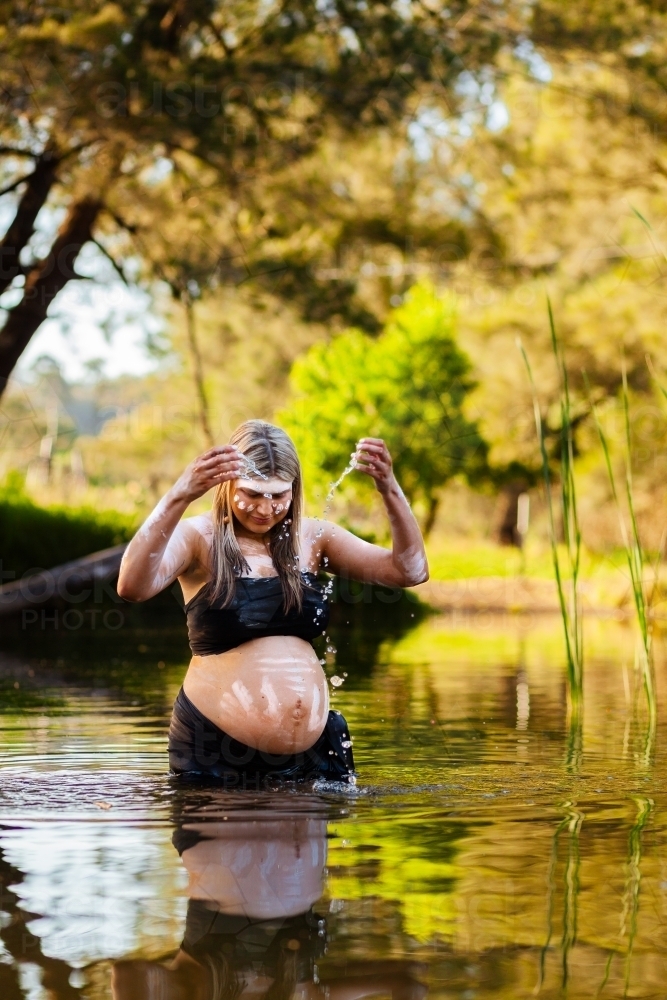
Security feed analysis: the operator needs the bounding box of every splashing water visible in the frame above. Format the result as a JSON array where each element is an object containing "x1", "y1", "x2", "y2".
[
  {"x1": 238, "y1": 455, "x2": 268, "y2": 481},
  {"x1": 323, "y1": 451, "x2": 358, "y2": 516}
]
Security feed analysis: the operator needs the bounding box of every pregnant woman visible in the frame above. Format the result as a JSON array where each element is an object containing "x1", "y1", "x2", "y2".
[{"x1": 117, "y1": 420, "x2": 428, "y2": 787}]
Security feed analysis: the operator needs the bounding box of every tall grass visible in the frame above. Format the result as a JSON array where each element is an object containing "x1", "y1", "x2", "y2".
[
  {"x1": 518, "y1": 300, "x2": 583, "y2": 722},
  {"x1": 586, "y1": 367, "x2": 657, "y2": 747}
]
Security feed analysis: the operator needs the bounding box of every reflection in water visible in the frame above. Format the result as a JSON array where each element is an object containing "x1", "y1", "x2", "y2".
[
  {"x1": 561, "y1": 803, "x2": 583, "y2": 990},
  {"x1": 620, "y1": 795, "x2": 653, "y2": 995},
  {"x1": 112, "y1": 805, "x2": 427, "y2": 1000},
  {"x1": 3, "y1": 612, "x2": 667, "y2": 998},
  {"x1": 0, "y1": 844, "x2": 78, "y2": 1000}
]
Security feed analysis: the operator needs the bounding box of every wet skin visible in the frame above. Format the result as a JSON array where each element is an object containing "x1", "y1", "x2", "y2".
[
  {"x1": 117, "y1": 439, "x2": 429, "y2": 755},
  {"x1": 181, "y1": 477, "x2": 330, "y2": 754}
]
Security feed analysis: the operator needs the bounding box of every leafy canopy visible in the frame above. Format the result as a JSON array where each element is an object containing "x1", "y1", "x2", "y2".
[{"x1": 279, "y1": 282, "x2": 488, "y2": 520}]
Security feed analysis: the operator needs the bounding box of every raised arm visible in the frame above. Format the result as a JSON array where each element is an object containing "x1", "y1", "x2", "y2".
[
  {"x1": 117, "y1": 445, "x2": 241, "y2": 602},
  {"x1": 320, "y1": 438, "x2": 428, "y2": 588}
]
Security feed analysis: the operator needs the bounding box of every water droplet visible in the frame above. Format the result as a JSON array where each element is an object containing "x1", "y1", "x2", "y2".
[{"x1": 330, "y1": 675, "x2": 344, "y2": 687}]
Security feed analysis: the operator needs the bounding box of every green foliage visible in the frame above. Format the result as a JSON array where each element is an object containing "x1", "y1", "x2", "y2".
[
  {"x1": 0, "y1": 0, "x2": 519, "y2": 383},
  {"x1": 0, "y1": 476, "x2": 136, "y2": 579},
  {"x1": 7, "y1": 2, "x2": 667, "y2": 559},
  {"x1": 279, "y1": 282, "x2": 489, "y2": 524}
]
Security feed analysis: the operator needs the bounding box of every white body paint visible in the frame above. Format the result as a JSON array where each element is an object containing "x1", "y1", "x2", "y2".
[
  {"x1": 230, "y1": 679, "x2": 255, "y2": 713},
  {"x1": 181, "y1": 817, "x2": 327, "y2": 919},
  {"x1": 395, "y1": 543, "x2": 428, "y2": 585},
  {"x1": 184, "y1": 635, "x2": 329, "y2": 754},
  {"x1": 119, "y1": 452, "x2": 427, "y2": 756}
]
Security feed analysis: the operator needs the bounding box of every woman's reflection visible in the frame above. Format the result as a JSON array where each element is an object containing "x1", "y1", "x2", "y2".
[{"x1": 112, "y1": 810, "x2": 426, "y2": 1000}]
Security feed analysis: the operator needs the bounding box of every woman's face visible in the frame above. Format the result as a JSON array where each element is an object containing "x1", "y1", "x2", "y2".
[{"x1": 231, "y1": 476, "x2": 293, "y2": 534}]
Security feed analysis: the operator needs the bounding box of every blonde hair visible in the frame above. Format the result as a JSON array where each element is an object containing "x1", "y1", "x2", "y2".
[{"x1": 209, "y1": 420, "x2": 304, "y2": 611}]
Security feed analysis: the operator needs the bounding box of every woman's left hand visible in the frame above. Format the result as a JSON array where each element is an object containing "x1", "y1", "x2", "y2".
[{"x1": 354, "y1": 438, "x2": 396, "y2": 495}]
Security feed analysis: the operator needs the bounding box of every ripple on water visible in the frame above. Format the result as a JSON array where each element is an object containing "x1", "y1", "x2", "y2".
[{"x1": 1, "y1": 620, "x2": 667, "y2": 1000}]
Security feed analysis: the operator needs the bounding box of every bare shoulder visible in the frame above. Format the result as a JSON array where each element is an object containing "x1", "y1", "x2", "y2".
[
  {"x1": 299, "y1": 517, "x2": 329, "y2": 571},
  {"x1": 302, "y1": 517, "x2": 356, "y2": 542},
  {"x1": 302, "y1": 517, "x2": 345, "y2": 551},
  {"x1": 184, "y1": 511, "x2": 214, "y2": 539},
  {"x1": 301, "y1": 517, "x2": 362, "y2": 571},
  {"x1": 301, "y1": 516, "x2": 333, "y2": 540}
]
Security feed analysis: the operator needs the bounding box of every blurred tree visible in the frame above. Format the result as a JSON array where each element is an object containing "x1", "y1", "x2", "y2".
[
  {"x1": 415, "y1": 50, "x2": 667, "y2": 542},
  {"x1": 0, "y1": 0, "x2": 525, "y2": 395},
  {"x1": 279, "y1": 281, "x2": 489, "y2": 535},
  {"x1": 74, "y1": 283, "x2": 328, "y2": 507}
]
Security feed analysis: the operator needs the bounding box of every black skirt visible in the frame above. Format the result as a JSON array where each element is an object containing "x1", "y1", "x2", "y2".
[{"x1": 169, "y1": 687, "x2": 356, "y2": 787}]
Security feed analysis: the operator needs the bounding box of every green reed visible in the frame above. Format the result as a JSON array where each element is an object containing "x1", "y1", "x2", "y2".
[
  {"x1": 561, "y1": 803, "x2": 583, "y2": 990},
  {"x1": 621, "y1": 795, "x2": 653, "y2": 996},
  {"x1": 536, "y1": 811, "x2": 568, "y2": 994},
  {"x1": 518, "y1": 300, "x2": 583, "y2": 721},
  {"x1": 586, "y1": 367, "x2": 657, "y2": 745},
  {"x1": 536, "y1": 802, "x2": 583, "y2": 995}
]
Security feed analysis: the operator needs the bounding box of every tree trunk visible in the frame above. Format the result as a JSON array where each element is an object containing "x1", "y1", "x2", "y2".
[
  {"x1": 184, "y1": 293, "x2": 214, "y2": 447},
  {"x1": 0, "y1": 151, "x2": 59, "y2": 297},
  {"x1": 495, "y1": 482, "x2": 526, "y2": 547},
  {"x1": 0, "y1": 196, "x2": 102, "y2": 393},
  {"x1": 0, "y1": 544, "x2": 126, "y2": 617},
  {"x1": 423, "y1": 495, "x2": 440, "y2": 539}
]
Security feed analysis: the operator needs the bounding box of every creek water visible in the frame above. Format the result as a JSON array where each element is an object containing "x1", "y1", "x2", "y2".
[{"x1": 1, "y1": 598, "x2": 667, "y2": 1000}]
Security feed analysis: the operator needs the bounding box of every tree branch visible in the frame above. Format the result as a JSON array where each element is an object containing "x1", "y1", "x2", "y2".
[
  {"x1": 91, "y1": 237, "x2": 130, "y2": 284},
  {"x1": 183, "y1": 292, "x2": 214, "y2": 447},
  {"x1": 0, "y1": 146, "x2": 38, "y2": 158},
  {"x1": 205, "y1": 16, "x2": 233, "y2": 58},
  {"x1": 0, "y1": 196, "x2": 102, "y2": 390},
  {"x1": 0, "y1": 153, "x2": 59, "y2": 297},
  {"x1": 103, "y1": 206, "x2": 139, "y2": 235}
]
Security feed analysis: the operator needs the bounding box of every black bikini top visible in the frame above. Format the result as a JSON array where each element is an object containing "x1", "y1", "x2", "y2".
[
  {"x1": 181, "y1": 899, "x2": 324, "y2": 982},
  {"x1": 185, "y1": 571, "x2": 330, "y2": 656}
]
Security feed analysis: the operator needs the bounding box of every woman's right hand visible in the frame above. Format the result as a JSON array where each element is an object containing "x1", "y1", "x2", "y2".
[{"x1": 173, "y1": 445, "x2": 243, "y2": 503}]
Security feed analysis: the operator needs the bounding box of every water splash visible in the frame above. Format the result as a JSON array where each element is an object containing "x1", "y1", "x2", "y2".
[
  {"x1": 238, "y1": 455, "x2": 269, "y2": 481},
  {"x1": 324, "y1": 451, "x2": 358, "y2": 516}
]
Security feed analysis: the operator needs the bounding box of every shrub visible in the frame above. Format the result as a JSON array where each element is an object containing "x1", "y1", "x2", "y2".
[{"x1": 0, "y1": 475, "x2": 137, "y2": 580}]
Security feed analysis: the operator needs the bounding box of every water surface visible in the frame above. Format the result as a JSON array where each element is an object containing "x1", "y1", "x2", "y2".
[{"x1": 1, "y1": 602, "x2": 666, "y2": 999}]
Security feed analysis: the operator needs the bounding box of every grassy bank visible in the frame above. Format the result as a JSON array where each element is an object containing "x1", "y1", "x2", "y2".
[
  {"x1": 422, "y1": 538, "x2": 652, "y2": 615},
  {"x1": 426, "y1": 537, "x2": 628, "y2": 581}
]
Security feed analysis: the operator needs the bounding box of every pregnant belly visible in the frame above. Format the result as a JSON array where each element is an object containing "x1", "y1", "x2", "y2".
[{"x1": 183, "y1": 635, "x2": 329, "y2": 754}]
